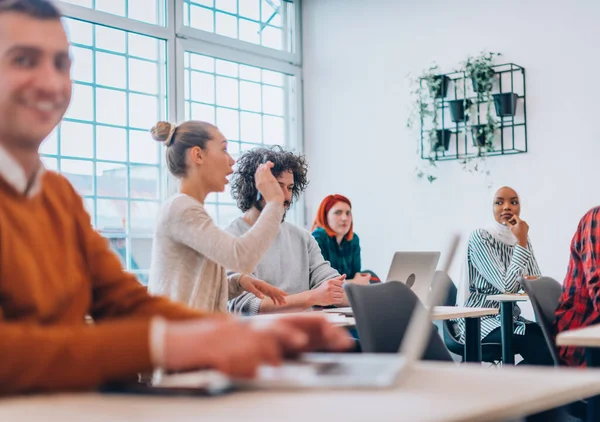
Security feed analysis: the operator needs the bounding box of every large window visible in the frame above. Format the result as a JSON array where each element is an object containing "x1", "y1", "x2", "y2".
[
  {"x1": 183, "y1": 0, "x2": 295, "y2": 52},
  {"x1": 183, "y1": 51, "x2": 296, "y2": 226},
  {"x1": 54, "y1": 0, "x2": 303, "y2": 284}
]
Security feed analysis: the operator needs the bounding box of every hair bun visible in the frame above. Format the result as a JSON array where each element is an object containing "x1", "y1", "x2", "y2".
[{"x1": 150, "y1": 121, "x2": 177, "y2": 146}]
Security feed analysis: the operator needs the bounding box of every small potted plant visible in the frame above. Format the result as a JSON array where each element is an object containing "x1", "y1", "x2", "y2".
[
  {"x1": 433, "y1": 129, "x2": 452, "y2": 151},
  {"x1": 471, "y1": 123, "x2": 496, "y2": 150},
  {"x1": 463, "y1": 52, "x2": 500, "y2": 95},
  {"x1": 493, "y1": 92, "x2": 519, "y2": 117},
  {"x1": 448, "y1": 99, "x2": 472, "y2": 122},
  {"x1": 431, "y1": 75, "x2": 450, "y2": 98}
]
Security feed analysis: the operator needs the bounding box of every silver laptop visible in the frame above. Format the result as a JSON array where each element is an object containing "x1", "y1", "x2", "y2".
[
  {"x1": 384, "y1": 251, "x2": 441, "y2": 302},
  {"x1": 226, "y1": 236, "x2": 460, "y2": 390}
]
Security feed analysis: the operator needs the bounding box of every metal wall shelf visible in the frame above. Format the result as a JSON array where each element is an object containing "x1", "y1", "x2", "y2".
[{"x1": 420, "y1": 63, "x2": 528, "y2": 162}]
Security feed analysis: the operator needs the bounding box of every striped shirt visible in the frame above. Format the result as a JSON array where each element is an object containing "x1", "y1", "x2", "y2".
[{"x1": 456, "y1": 228, "x2": 541, "y2": 341}]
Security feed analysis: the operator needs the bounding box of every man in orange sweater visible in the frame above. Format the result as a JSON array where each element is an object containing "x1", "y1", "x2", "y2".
[{"x1": 0, "y1": 0, "x2": 351, "y2": 395}]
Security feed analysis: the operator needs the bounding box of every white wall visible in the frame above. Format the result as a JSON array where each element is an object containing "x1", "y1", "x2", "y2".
[{"x1": 302, "y1": 0, "x2": 600, "y2": 287}]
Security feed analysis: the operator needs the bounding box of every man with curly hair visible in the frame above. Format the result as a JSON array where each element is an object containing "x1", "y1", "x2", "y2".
[{"x1": 227, "y1": 146, "x2": 347, "y2": 315}]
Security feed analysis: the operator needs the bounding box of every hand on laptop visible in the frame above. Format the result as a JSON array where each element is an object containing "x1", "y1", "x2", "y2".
[
  {"x1": 239, "y1": 274, "x2": 288, "y2": 305},
  {"x1": 310, "y1": 275, "x2": 346, "y2": 306},
  {"x1": 162, "y1": 316, "x2": 352, "y2": 378}
]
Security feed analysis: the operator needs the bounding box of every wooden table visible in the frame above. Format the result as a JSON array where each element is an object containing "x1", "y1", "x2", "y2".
[
  {"x1": 324, "y1": 306, "x2": 498, "y2": 363},
  {"x1": 2, "y1": 362, "x2": 600, "y2": 421},
  {"x1": 557, "y1": 323, "x2": 600, "y2": 422},
  {"x1": 487, "y1": 294, "x2": 529, "y2": 365}
]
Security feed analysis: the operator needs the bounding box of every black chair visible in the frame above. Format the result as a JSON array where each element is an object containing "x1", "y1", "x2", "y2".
[
  {"x1": 344, "y1": 281, "x2": 453, "y2": 362},
  {"x1": 431, "y1": 271, "x2": 503, "y2": 363},
  {"x1": 521, "y1": 276, "x2": 587, "y2": 421},
  {"x1": 520, "y1": 276, "x2": 562, "y2": 365}
]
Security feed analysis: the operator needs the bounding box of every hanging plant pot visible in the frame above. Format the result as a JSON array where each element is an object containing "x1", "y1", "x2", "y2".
[
  {"x1": 471, "y1": 68, "x2": 495, "y2": 94},
  {"x1": 433, "y1": 129, "x2": 452, "y2": 152},
  {"x1": 448, "y1": 99, "x2": 472, "y2": 122},
  {"x1": 431, "y1": 75, "x2": 450, "y2": 99},
  {"x1": 493, "y1": 93, "x2": 519, "y2": 117},
  {"x1": 471, "y1": 125, "x2": 493, "y2": 148}
]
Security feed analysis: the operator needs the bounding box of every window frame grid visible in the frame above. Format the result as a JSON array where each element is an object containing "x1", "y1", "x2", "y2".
[{"x1": 55, "y1": 0, "x2": 306, "y2": 267}]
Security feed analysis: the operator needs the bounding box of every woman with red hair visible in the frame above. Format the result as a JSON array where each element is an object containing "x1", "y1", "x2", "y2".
[{"x1": 312, "y1": 195, "x2": 379, "y2": 285}]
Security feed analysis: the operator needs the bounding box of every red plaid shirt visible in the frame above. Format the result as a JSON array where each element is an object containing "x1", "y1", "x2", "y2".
[{"x1": 555, "y1": 206, "x2": 600, "y2": 366}]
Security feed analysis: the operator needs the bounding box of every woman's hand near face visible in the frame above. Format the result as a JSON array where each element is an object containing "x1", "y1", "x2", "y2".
[{"x1": 506, "y1": 215, "x2": 529, "y2": 247}]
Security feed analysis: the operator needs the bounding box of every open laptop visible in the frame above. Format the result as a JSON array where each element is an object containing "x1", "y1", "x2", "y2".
[
  {"x1": 142, "y1": 237, "x2": 459, "y2": 394},
  {"x1": 225, "y1": 235, "x2": 460, "y2": 390},
  {"x1": 384, "y1": 251, "x2": 441, "y2": 302}
]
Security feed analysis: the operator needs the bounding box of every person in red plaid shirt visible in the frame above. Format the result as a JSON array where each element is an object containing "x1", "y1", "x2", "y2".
[{"x1": 555, "y1": 206, "x2": 600, "y2": 366}]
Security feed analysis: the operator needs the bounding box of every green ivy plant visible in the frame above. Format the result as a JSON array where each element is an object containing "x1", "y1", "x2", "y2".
[
  {"x1": 408, "y1": 52, "x2": 502, "y2": 184},
  {"x1": 461, "y1": 51, "x2": 500, "y2": 155},
  {"x1": 406, "y1": 64, "x2": 447, "y2": 183}
]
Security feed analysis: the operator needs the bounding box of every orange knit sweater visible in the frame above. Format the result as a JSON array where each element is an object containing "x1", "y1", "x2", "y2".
[{"x1": 0, "y1": 171, "x2": 206, "y2": 395}]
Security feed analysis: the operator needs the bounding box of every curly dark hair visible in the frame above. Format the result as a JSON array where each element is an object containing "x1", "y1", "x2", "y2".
[{"x1": 230, "y1": 146, "x2": 309, "y2": 212}]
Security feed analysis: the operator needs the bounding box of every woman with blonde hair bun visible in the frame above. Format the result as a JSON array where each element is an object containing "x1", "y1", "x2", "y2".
[{"x1": 147, "y1": 120, "x2": 288, "y2": 312}]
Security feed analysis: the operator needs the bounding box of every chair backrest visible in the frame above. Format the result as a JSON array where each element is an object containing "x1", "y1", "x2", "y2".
[
  {"x1": 520, "y1": 276, "x2": 562, "y2": 366},
  {"x1": 344, "y1": 281, "x2": 453, "y2": 362},
  {"x1": 430, "y1": 271, "x2": 465, "y2": 351}
]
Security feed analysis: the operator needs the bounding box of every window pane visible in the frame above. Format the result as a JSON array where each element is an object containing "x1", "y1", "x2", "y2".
[
  {"x1": 97, "y1": 126, "x2": 127, "y2": 162},
  {"x1": 184, "y1": 0, "x2": 294, "y2": 52},
  {"x1": 262, "y1": 26, "x2": 282, "y2": 50},
  {"x1": 191, "y1": 72, "x2": 215, "y2": 103},
  {"x1": 129, "y1": 59, "x2": 159, "y2": 95},
  {"x1": 216, "y1": 59, "x2": 238, "y2": 78},
  {"x1": 130, "y1": 130, "x2": 160, "y2": 164},
  {"x1": 191, "y1": 103, "x2": 216, "y2": 124},
  {"x1": 129, "y1": 0, "x2": 159, "y2": 25},
  {"x1": 216, "y1": 108, "x2": 239, "y2": 140},
  {"x1": 71, "y1": 46, "x2": 93, "y2": 83},
  {"x1": 240, "y1": 112, "x2": 262, "y2": 143},
  {"x1": 240, "y1": 81, "x2": 262, "y2": 112},
  {"x1": 239, "y1": 2, "x2": 260, "y2": 20},
  {"x1": 129, "y1": 93, "x2": 158, "y2": 130},
  {"x1": 97, "y1": 163, "x2": 128, "y2": 198},
  {"x1": 240, "y1": 65, "x2": 261, "y2": 82},
  {"x1": 97, "y1": 199, "x2": 127, "y2": 232},
  {"x1": 215, "y1": 12, "x2": 237, "y2": 39},
  {"x1": 190, "y1": 6, "x2": 214, "y2": 32},
  {"x1": 129, "y1": 33, "x2": 159, "y2": 61},
  {"x1": 96, "y1": 52, "x2": 127, "y2": 89},
  {"x1": 239, "y1": 19, "x2": 260, "y2": 45},
  {"x1": 96, "y1": 0, "x2": 126, "y2": 17},
  {"x1": 130, "y1": 167, "x2": 160, "y2": 200},
  {"x1": 96, "y1": 88, "x2": 127, "y2": 126},
  {"x1": 65, "y1": 84, "x2": 94, "y2": 121},
  {"x1": 62, "y1": 0, "x2": 165, "y2": 26},
  {"x1": 190, "y1": 54, "x2": 214, "y2": 72},
  {"x1": 263, "y1": 115, "x2": 285, "y2": 145},
  {"x1": 61, "y1": 159, "x2": 94, "y2": 195},
  {"x1": 95, "y1": 26, "x2": 126, "y2": 54},
  {"x1": 216, "y1": 0, "x2": 237, "y2": 13},
  {"x1": 216, "y1": 76, "x2": 238, "y2": 108},
  {"x1": 262, "y1": 85, "x2": 284, "y2": 116},
  {"x1": 60, "y1": 121, "x2": 94, "y2": 158}
]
